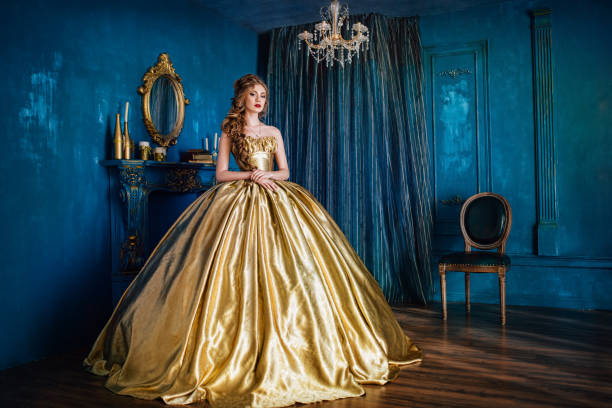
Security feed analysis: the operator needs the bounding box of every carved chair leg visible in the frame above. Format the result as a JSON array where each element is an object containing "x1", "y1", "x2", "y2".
[
  {"x1": 465, "y1": 272, "x2": 471, "y2": 313},
  {"x1": 498, "y1": 270, "x2": 506, "y2": 325},
  {"x1": 439, "y1": 266, "x2": 447, "y2": 320}
]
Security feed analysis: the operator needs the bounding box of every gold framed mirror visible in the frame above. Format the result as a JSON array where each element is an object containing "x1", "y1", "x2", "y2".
[{"x1": 137, "y1": 53, "x2": 189, "y2": 147}]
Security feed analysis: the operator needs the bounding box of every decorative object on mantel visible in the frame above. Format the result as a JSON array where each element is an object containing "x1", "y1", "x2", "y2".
[
  {"x1": 139, "y1": 141, "x2": 152, "y2": 160},
  {"x1": 113, "y1": 113, "x2": 123, "y2": 159},
  {"x1": 137, "y1": 53, "x2": 189, "y2": 148},
  {"x1": 212, "y1": 132, "x2": 218, "y2": 163},
  {"x1": 297, "y1": 0, "x2": 369, "y2": 67},
  {"x1": 153, "y1": 147, "x2": 167, "y2": 162},
  {"x1": 123, "y1": 102, "x2": 132, "y2": 159},
  {"x1": 180, "y1": 134, "x2": 218, "y2": 164},
  {"x1": 183, "y1": 149, "x2": 213, "y2": 164}
]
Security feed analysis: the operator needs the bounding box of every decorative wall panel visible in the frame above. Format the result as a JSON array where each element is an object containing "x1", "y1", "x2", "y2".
[{"x1": 424, "y1": 41, "x2": 490, "y2": 246}]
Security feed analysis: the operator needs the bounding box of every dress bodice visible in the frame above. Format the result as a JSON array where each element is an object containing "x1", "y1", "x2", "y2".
[{"x1": 231, "y1": 134, "x2": 277, "y2": 172}]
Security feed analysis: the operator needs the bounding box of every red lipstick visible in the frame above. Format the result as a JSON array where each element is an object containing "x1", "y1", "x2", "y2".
[{"x1": 255, "y1": 104, "x2": 262, "y2": 108}]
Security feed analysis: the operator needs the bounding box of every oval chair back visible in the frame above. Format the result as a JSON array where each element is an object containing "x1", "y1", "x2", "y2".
[{"x1": 460, "y1": 192, "x2": 512, "y2": 254}]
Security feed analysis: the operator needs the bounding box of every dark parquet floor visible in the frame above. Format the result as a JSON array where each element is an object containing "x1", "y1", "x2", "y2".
[{"x1": 1, "y1": 303, "x2": 611, "y2": 407}]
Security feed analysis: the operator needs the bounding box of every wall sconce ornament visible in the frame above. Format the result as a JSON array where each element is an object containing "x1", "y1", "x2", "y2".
[{"x1": 297, "y1": 0, "x2": 369, "y2": 67}]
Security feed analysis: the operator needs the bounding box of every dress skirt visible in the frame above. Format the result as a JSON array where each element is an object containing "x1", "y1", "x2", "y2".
[{"x1": 84, "y1": 180, "x2": 422, "y2": 407}]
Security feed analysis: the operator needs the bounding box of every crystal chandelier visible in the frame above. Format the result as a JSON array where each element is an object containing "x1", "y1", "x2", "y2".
[{"x1": 297, "y1": 0, "x2": 369, "y2": 68}]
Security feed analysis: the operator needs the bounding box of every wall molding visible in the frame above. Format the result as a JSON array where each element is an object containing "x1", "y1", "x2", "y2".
[
  {"x1": 431, "y1": 252, "x2": 612, "y2": 310},
  {"x1": 433, "y1": 252, "x2": 612, "y2": 270},
  {"x1": 508, "y1": 254, "x2": 612, "y2": 270},
  {"x1": 530, "y1": 8, "x2": 559, "y2": 256}
]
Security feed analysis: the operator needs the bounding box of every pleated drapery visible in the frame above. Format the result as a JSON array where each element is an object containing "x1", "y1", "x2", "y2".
[{"x1": 263, "y1": 15, "x2": 433, "y2": 304}]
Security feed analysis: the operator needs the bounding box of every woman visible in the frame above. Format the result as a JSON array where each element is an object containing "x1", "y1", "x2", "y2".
[{"x1": 84, "y1": 74, "x2": 422, "y2": 407}]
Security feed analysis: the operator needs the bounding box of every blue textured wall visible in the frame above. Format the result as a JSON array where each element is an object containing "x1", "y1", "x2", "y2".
[
  {"x1": 1, "y1": 0, "x2": 610, "y2": 373},
  {"x1": 0, "y1": 0, "x2": 256, "y2": 370},
  {"x1": 421, "y1": 0, "x2": 612, "y2": 309}
]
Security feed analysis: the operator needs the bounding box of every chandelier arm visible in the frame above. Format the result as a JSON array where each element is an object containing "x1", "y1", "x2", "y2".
[
  {"x1": 339, "y1": 37, "x2": 362, "y2": 49},
  {"x1": 303, "y1": 39, "x2": 327, "y2": 50}
]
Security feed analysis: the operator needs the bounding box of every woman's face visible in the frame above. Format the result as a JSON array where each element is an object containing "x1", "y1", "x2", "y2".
[{"x1": 244, "y1": 84, "x2": 266, "y2": 114}]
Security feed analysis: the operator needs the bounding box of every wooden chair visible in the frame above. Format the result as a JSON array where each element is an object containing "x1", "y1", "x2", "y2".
[{"x1": 438, "y1": 192, "x2": 512, "y2": 324}]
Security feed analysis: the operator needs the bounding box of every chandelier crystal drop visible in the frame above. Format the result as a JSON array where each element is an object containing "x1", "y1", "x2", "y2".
[{"x1": 297, "y1": 0, "x2": 369, "y2": 68}]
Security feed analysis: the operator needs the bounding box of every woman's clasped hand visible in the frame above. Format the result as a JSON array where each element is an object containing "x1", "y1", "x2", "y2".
[{"x1": 250, "y1": 169, "x2": 278, "y2": 191}]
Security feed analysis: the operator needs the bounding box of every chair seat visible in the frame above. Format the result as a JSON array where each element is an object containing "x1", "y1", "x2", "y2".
[{"x1": 439, "y1": 252, "x2": 510, "y2": 268}]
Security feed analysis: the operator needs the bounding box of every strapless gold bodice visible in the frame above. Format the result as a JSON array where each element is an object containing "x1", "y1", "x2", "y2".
[{"x1": 231, "y1": 134, "x2": 277, "y2": 171}]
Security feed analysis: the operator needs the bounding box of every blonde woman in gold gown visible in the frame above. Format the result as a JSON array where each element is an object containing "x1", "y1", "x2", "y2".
[{"x1": 84, "y1": 74, "x2": 422, "y2": 407}]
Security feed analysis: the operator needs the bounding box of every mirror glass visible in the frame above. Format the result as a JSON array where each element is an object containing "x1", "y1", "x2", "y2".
[{"x1": 149, "y1": 76, "x2": 178, "y2": 136}]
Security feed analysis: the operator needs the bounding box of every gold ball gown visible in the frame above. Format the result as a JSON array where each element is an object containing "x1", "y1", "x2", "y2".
[{"x1": 84, "y1": 134, "x2": 422, "y2": 407}]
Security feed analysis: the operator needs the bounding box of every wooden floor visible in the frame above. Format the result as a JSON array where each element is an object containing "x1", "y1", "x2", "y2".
[{"x1": 1, "y1": 303, "x2": 611, "y2": 407}]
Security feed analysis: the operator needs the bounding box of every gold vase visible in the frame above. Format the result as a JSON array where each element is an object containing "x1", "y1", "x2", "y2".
[
  {"x1": 113, "y1": 113, "x2": 123, "y2": 159},
  {"x1": 123, "y1": 122, "x2": 132, "y2": 159}
]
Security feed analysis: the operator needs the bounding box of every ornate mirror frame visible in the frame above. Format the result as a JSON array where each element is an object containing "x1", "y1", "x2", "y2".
[{"x1": 137, "y1": 53, "x2": 190, "y2": 147}]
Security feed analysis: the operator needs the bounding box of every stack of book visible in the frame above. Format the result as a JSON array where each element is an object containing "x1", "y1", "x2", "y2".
[{"x1": 182, "y1": 149, "x2": 213, "y2": 164}]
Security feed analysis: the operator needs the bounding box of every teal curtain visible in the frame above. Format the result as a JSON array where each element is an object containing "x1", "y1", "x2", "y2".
[{"x1": 263, "y1": 14, "x2": 433, "y2": 304}]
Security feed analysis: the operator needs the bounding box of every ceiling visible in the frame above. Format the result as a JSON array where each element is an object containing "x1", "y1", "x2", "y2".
[{"x1": 199, "y1": 0, "x2": 514, "y2": 33}]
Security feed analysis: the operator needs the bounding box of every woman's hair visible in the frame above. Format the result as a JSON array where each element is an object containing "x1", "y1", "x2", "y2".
[{"x1": 221, "y1": 74, "x2": 269, "y2": 140}]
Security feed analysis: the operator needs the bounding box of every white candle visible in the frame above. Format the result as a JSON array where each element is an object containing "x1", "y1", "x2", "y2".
[
  {"x1": 205, "y1": 137, "x2": 209, "y2": 151},
  {"x1": 214, "y1": 132, "x2": 218, "y2": 150},
  {"x1": 154, "y1": 147, "x2": 164, "y2": 153},
  {"x1": 139, "y1": 141, "x2": 150, "y2": 147},
  {"x1": 124, "y1": 101, "x2": 129, "y2": 123}
]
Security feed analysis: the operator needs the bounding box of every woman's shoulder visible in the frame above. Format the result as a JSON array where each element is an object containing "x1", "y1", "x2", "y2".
[{"x1": 263, "y1": 124, "x2": 282, "y2": 139}]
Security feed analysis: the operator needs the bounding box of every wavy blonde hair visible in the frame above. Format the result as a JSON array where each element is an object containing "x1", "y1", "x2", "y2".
[{"x1": 221, "y1": 74, "x2": 269, "y2": 140}]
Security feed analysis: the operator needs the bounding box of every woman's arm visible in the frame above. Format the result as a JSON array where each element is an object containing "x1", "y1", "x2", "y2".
[
  {"x1": 215, "y1": 132, "x2": 252, "y2": 182},
  {"x1": 271, "y1": 127, "x2": 290, "y2": 180},
  {"x1": 215, "y1": 131, "x2": 278, "y2": 191}
]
